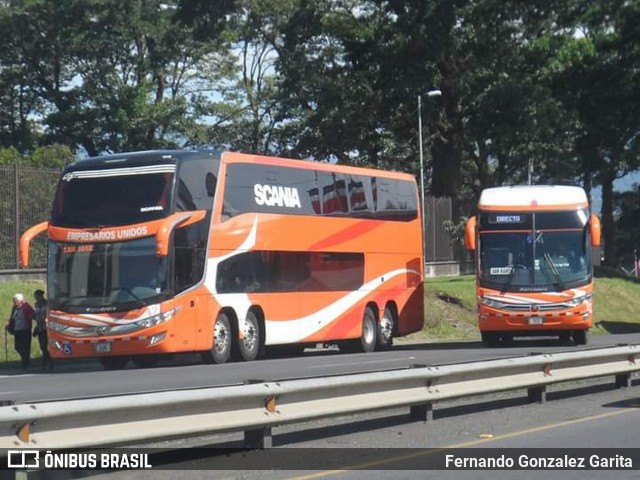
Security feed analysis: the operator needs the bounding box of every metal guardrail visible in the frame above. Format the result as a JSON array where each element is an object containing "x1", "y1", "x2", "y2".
[{"x1": 1, "y1": 345, "x2": 639, "y2": 450}]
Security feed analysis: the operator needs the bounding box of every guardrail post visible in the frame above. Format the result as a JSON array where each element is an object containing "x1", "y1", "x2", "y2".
[
  {"x1": 410, "y1": 403, "x2": 433, "y2": 422},
  {"x1": 615, "y1": 373, "x2": 632, "y2": 389},
  {"x1": 527, "y1": 385, "x2": 547, "y2": 403},
  {"x1": 242, "y1": 379, "x2": 273, "y2": 449},
  {"x1": 244, "y1": 426, "x2": 272, "y2": 449}
]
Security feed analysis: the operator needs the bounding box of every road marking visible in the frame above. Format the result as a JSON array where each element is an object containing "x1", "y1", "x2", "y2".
[
  {"x1": 308, "y1": 357, "x2": 416, "y2": 369},
  {"x1": 288, "y1": 408, "x2": 637, "y2": 479}
]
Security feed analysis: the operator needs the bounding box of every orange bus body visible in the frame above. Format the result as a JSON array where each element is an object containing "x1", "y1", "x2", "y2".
[
  {"x1": 465, "y1": 186, "x2": 601, "y2": 346},
  {"x1": 21, "y1": 150, "x2": 424, "y2": 367}
]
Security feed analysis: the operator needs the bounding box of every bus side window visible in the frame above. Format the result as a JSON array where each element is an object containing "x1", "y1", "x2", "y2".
[{"x1": 174, "y1": 159, "x2": 216, "y2": 293}]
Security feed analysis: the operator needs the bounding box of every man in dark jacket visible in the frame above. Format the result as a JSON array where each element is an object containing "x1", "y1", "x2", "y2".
[{"x1": 33, "y1": 289, "x2": 53, "y2": 371}]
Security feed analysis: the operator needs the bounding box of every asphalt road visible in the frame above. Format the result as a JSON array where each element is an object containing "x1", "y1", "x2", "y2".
[{"x1": 1, "y1": 332, "x2": 640, "y2": 404}]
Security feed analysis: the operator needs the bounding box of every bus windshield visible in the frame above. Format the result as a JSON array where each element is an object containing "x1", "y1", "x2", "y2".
[
  {"x1": 47, "y1": 237, "x2": 169, "y2": 312},
  {"x1": 479, "y1": 229, "x2": 590, "y2": 292},
  {"x1": 51, "y1": 169, "x2": 174, "y2": 228}
]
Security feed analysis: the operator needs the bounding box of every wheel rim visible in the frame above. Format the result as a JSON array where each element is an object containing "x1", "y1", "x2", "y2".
[
  {"x1": 242, "y1": 319, "x2": 257, "y2": 352},
  {"x1": 214, "y1": 320, "x2": 229, "y2": 354},
  {"x1": 379, "y1": 312, "x2": 393, "y2": 344}
]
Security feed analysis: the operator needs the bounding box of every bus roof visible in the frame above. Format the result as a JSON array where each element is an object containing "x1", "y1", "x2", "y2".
[
  {"x1": 68, "y1": 149, "x2": 415, "y2": 183},
  {"x1": 222, "y1": 152, "x2": 416, "y2": 182},
  {"x1": 478, "y1": 185, "x2": 589, "y2": 211}
]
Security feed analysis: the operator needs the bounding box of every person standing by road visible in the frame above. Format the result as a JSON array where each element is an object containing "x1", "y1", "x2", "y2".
[
  {"x1": 33, "y1": 289, "x2": 53, "y2": 371},
  {"x1": 5, "y1": 293, "x2": 34, "y2": 370}
]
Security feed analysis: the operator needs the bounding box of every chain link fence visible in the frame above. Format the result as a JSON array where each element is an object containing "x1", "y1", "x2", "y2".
[{"x1": 0, "y1": 165, "x2": 60, "y2": 270}]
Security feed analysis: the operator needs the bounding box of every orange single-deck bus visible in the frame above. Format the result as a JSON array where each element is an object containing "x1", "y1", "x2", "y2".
[
  {"x1": 21, "y1": 150, "x2": 424, "y2": 369},
  {"x1": 464, "y1": 185, "x2": 601, "y2": 347}
]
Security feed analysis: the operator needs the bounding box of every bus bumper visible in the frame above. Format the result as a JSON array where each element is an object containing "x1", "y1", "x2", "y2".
[
  {"x1": 47, "y1": 331, "x2": 170, "y2": 359},
  {"x1": 478, "y1": 309, "x2": 592, "y2": 333}
]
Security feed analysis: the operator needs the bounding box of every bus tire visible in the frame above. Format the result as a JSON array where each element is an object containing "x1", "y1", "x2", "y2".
[
  {"x1": 481, "y1": 332, "x2": 500, "y2": 347},
  {"x1": 131, "y1": 355, "x2": 158, "y2": 368},
  {"x1": 202, "y1": 312, "x2": 232, "y2": 364},
  {"x1": 573, "y1": 329, "x2": 588, "y2": 345},
  {"x1": 99, "y1": 356, "x2": 129, "y2": 370},
  {"x1": 359, "y1": 306, "x2": 378, "y2": 353},
  {"x1": 376, "y1": 305, "x2": 395, "y2": 351},
  {"x1": 237, "y1": 309, "x2": 265, "y2": 361}
]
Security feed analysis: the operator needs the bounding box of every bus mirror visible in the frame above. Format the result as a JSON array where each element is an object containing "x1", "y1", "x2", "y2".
[
  {"x1": 156, "y1": 210, "x2": 207, "y2": 257},
  {"x1": 19, "y1": 221, "x2": 49, "y2": 268},
  {"x1": 465, "y1": 216, "x2": 477, "y2": 251},
  {"x1": 589, "y1": 213, "x2": 601, "y2": 247},
  {"x1": 206, "y1": 173, "x2": 216, "y2": 197}
]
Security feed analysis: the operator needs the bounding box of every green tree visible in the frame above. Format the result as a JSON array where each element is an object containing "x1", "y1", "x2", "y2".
[
  {"x1": 3, "y1": 0, "x2": 234, "y2": 155},
  {"x1": 549, "y1": 0, "x2": 640, "y2": 266},
  {"x1": 0, "y1": 3, "x2": 42, "y2": 152}
]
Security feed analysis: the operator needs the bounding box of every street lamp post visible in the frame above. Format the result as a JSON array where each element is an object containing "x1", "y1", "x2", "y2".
[{"x1": 418, "y1": 89, "x2": 442, "y2": 259}]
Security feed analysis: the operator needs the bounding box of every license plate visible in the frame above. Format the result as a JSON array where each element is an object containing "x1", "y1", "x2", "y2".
[
  {"x1": 528, "y1": 316, "x2": 544, "y2": 325},
  {"x1": 93, "y1": 342, "x2": 112, "y2": 353}
]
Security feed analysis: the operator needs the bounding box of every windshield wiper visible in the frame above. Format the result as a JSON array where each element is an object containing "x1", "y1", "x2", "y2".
[
  {"x1": 110, "y1": 287, "x2": 147, "y2": 308},
  {"x1": 536, "y1": 233, "x2": 565, "y2": 291},
  {"x1": 56, "y1": 295, "x2": 89, "y2": 309}
]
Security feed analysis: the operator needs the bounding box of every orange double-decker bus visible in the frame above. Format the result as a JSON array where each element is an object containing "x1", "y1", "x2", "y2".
[
  {"x1": 464, "y1": 185, "x2": 601, "y2": 347},
  {"x1": 21, "y1": 150, "x2": 424, "y2": 369}
]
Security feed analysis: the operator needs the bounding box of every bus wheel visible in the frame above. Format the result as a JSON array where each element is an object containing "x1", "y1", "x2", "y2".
[
  {"x1": 376, "y1": 306, "x2": 394, "y2": 351},
  {"x1": 573, "y1": 330, "x2": 588, "y2": 345},
  {"x1": 131, "y1": 355, "x2": 158, "y2": 368},
  {"x1": 481, "y1": 332, "x2": 500, "y2": 347},
  {"x1": 359, "y1": 306, "x2": 378, "y2": 353},
  {"x1": 237, "y1": 310, "x2": 265, "y2": 361},
  {"x1": 99, "y1": 356, "x2": 129, "y2": 370},
  {"x1": 202, "y1": 312, "x2": 232, "y2": 364}
]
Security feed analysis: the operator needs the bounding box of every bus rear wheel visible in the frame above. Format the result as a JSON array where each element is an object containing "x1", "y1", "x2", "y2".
[
  {"x1": 100, "y1": 356, "x2": 129, "y2": 370},
  {"x1": 237, "y1": 310, "x2": 265, "y2": 361},
  {"x1": 343, "y1": 306, "x2": 377, "y2": 353},
  {"x1": 202, "y1": 312, "x2": 232, "y2": 364},
  {"x1": 573, "y1": 329, "x2": 588, "y2": 345},
  {"x1": 376, "y1": 305, "x2": 394, "y2": 351}
]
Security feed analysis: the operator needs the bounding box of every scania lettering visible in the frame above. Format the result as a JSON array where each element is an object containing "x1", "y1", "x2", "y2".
[
  {"x1": 254, "y1": 184, "x2": 302, "y2": 208},
  {"x1": 465, "y1": 185, "x2": 601, "y2": 346},
  {"x1": 21, "y1": 150, "x2": 424, "y2": 369}
]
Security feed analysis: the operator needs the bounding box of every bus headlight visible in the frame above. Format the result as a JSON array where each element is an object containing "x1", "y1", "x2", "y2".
[
  {"x1": 134, "y1": 308, "x2": 176, "y2": 328},
  {"x1": 479, "y1": 297, "x2": 506, "y2": 309},
  {"x1": 566, "y1": 294, "x2": 592, "y2": 307},
  {"x1": 48, "y1": 321, "x2": 69, "y2": 333}
]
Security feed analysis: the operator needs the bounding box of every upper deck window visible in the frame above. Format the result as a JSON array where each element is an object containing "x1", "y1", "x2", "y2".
[
  {"x1": 51, "y1": 165, "x2": 176, "y2": 228},
  {"x1": 222, "y1": 163, "x2": 417, "y2": 221}
]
